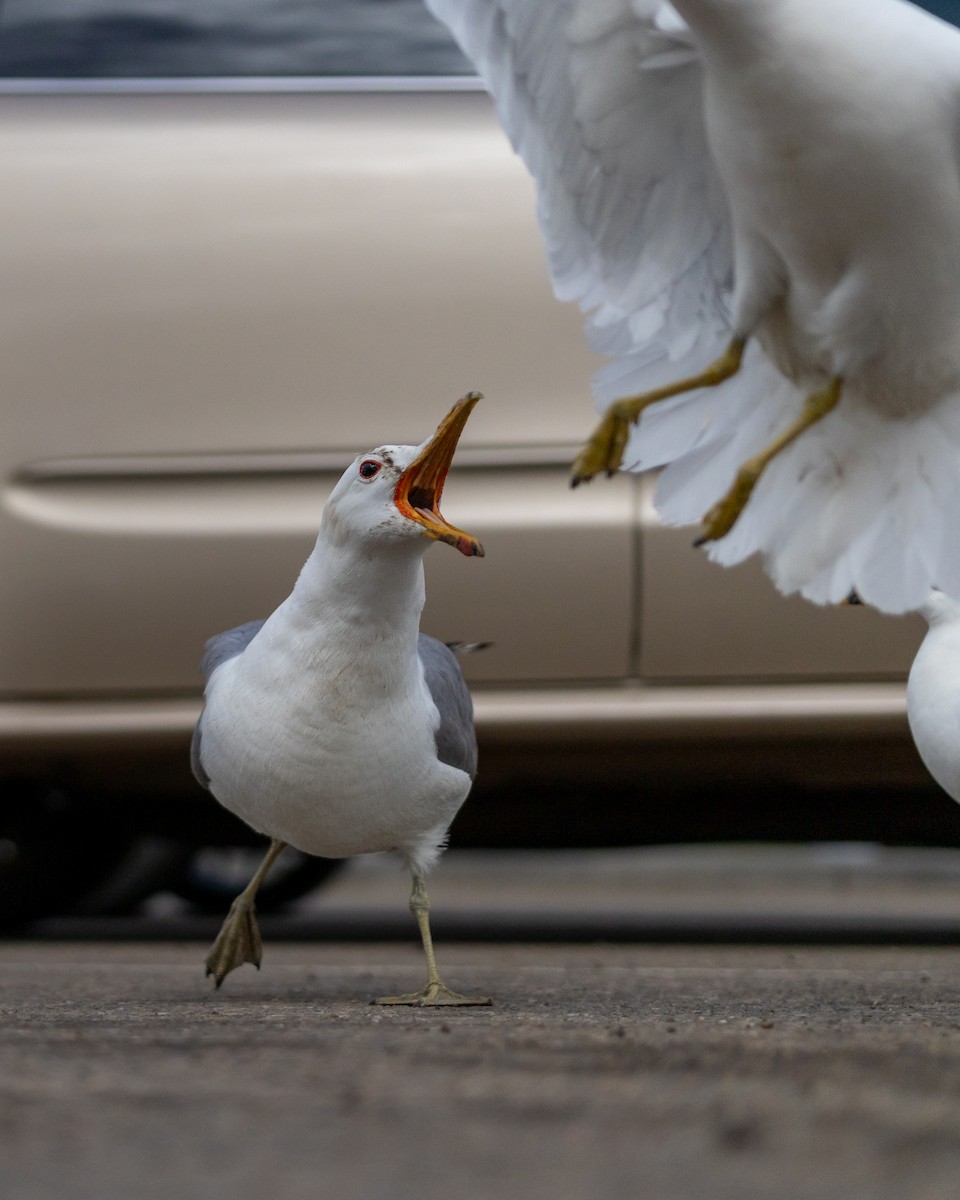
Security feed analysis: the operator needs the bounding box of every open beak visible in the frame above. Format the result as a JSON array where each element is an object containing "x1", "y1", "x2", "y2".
[{"x1": 394, "y1": 392, "x2": 484, "y2": 558}]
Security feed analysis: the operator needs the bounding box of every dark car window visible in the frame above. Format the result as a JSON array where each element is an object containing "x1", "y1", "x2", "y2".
[
  {"x1": 914, "y1": 0, "x2": 960, "y2": 23},
  {"x1": 2, "y1": 1, "x2": 958, "y2": 81},
  {"x1": 0, "y1": 0, "x2": 473, "y2": 79}
]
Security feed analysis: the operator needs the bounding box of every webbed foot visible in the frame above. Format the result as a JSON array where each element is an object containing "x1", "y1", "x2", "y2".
[
  {"x1": 376, "y1": 981, "x2": 491, "y2": 1007},
  {"x1": 205, "y1": 896, "x2": 263, "y2": 988},
  {"x1": 695, "y1": 464, "x2": 762, "y2": 545},
  {"x1": 571, "y1": 405, "x2": 633, "y2": 486}
]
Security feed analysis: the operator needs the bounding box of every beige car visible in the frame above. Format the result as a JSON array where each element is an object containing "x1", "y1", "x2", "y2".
[{"x1": 0, "y1": 1, "x2": 944, "y2": 922}]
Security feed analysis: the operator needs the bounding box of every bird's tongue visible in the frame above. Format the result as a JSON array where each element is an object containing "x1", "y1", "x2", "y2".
[{"x1": 395, "y1": 392, "x2": 485, "y2": 557}]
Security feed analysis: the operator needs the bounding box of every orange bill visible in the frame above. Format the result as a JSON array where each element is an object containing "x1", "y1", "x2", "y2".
[{"x1": 395, "y1": 392, "x2": 484, "y2": 557}]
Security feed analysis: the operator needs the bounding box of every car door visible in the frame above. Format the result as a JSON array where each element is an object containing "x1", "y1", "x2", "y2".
[{"x1": 0, "y1": 2, "x2": 634, "y2": 712}]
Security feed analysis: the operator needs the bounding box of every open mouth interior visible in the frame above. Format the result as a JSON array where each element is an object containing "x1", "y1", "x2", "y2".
[
  {"x1": 405, "y1": 484, "x2": 441, "y2": 519},
  {"x1": 393, "y1": 393, "x2": 484, "y2": 557}
]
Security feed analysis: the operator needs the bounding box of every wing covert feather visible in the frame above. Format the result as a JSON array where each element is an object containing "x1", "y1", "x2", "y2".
[{"x1": 425, "y1": 0, "x2": 734, "y2": 403}]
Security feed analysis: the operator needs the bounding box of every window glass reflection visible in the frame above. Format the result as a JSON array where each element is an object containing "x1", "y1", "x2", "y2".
[{"x1": 0, "y1": 0, "x2": 472, "y2": 79}]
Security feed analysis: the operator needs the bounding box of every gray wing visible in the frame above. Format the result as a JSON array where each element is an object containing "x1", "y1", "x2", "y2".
[
  {"x1": 191, "y1": 619, "x2": 266, "y2": 790},
  {"x1": 199, "y1": 619, "x2": 266, "y2": 683},
  {"x1": 418, "y1": 633, "x2": 478, "y2": 780}
]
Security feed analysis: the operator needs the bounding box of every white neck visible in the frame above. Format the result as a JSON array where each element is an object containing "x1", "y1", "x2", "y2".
[{"x1": 269, "y1": 520, "x2": 428, "y2": 695}]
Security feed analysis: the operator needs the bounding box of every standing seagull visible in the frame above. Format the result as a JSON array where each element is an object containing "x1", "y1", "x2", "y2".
[
  {"x1": 426, "y1": 0, "x2": 960, "y2": 613},
  {"x1": 192, "y1": 393, "x2": 490, "y2": 1006},
  {"x1": 907, "y1": 590, "x2": 960, "y2": 808}
]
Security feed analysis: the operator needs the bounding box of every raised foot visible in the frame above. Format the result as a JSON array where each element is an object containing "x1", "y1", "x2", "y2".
[
  {"x1": 375, "y1": 981, "x2": 492, "y2": 1007},
  {"x1": 695, "y1": 465, "x2": 760, "y2": 546},
  {"x1": 205, "y1": 897, "x2": 263, "y2": 989},
  {"x1": 570, "y1": 406, "x2": 632, "y2": 487}
]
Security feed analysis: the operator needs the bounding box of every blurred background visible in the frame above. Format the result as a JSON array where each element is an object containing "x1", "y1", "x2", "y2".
[{"x1": 1, "y1": 0, "x2": 960, "y2": 934}]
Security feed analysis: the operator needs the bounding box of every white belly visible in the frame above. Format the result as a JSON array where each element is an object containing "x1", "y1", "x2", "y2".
[
  {"x1": 704, "y1": 47, "x2": 960, "y2": 415},
  {"x1": 198, "y1": 650, "x2": 471, "y2": 862}
]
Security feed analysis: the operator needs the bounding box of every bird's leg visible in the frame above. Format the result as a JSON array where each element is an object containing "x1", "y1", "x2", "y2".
[
  {"x1": 571, "y1": 337, "x2": 746, "y2": 485},
  {"x1": 376, "y1": 869, "x2": 491, "y2": 1007},
  {"x1": 697, "y1": 377, "x2": 843, "y2": 544},
  {"x1": 205, "y1": 838, "x2": 287, "y2": 988}
]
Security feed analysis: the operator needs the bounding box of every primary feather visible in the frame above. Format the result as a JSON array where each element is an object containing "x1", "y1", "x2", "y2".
[{"x1": 426, "y1": 0, "x2": 960, "y2": 612}]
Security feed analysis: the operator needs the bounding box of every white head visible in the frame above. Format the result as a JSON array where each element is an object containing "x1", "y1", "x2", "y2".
[{"x1": 321, "y1": 392, "x2": 484, "y2": 559}]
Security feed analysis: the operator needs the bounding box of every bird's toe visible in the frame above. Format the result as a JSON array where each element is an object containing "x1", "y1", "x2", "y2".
[
  {"x1": 204, "y1": 899, "x2": 263, "y2": 988},
  {"x1": 697, "y1": 467, "x2": 761, "y2": 545},
  {"x1": 375, "y1": 981, "x2": 491, "y2": 1007},
  {"x1": 571, "y1": 410, "x2": 629, "y2": 486}
]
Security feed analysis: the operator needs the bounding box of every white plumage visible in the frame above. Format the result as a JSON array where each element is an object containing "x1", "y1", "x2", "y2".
[
  {"x1": 426, "y1": 0, "x2": 960, "y2": 613},
  {"x1": 193, "y1": 395, "x2": 490, "y2": 1005},
  {"x1": 907, "y1": 590, "x2": 960, "y2": 804},
  {"x1": 197, "y1": 541, "x2": 466, "y2": 873}
]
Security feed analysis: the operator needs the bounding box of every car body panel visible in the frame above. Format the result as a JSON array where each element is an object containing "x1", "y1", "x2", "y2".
[
  {"x1": 0, "y1": 88, "x2": 637, "y2": 698},
  {"x1": 0, "y1": 90, "x2": 601, "y2": 459},
  {"x1": 0, "y1": 79, "x2": 931, "y2": 801},
  {"x1": 639, "y1": 480, "x2": 926, "y2": 681}
]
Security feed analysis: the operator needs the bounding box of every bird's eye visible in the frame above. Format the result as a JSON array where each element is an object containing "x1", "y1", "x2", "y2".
[{"x1": 358, "y1": 459, "x2": 382, "y2": 481}]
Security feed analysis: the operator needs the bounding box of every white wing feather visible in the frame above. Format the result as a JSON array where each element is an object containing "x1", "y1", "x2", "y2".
[
  {"x1": 425, "y1": 1, "x2": 805, "y2": 583},
  {"x1": 427, "y1": 0, "x2": 960, "y2": 614},
  {"x1": 426, "y1": 0, "x2": 733, "y2": 389}
]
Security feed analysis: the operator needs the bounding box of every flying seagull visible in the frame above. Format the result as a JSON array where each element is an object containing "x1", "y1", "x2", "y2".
[
  {"x1": 425, "y1": 0, "x2": 960, "y2": 613},
  {"x1": 191, "y1": 393, "x2": 490, "y2": 1006}
]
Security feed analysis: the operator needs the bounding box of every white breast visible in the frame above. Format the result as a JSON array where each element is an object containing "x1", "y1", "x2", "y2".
[
  {"x1": 198, "y1": 610, "x2": 471, "y2": 863},
  {"x1": 907, "y1": 627, "x2": 960, "y2": 806}
]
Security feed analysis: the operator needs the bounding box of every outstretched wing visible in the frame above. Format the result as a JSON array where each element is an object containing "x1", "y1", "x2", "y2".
[{"x1": 424, "y1": 0, "x2": 733, "y2": 410}]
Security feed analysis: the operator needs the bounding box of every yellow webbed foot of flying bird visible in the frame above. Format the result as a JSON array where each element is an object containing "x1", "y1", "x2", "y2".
[
  {"x1": 697, "y1": 377, "x2": 843, "y2": 546},
  {"x1": 570, "y1": 404, "x2": 634, "y2": 485},
  {"x1": 571, "y1": 339, "x2": 747, "y2": 487}
]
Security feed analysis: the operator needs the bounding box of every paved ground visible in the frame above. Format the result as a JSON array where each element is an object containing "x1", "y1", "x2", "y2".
[
  {"x1": 9, "y1": 846, "x2": 960, "y2": 1199},
  {"x1": 3, "y1": 939, "x2": 960, "y2": 1200}
]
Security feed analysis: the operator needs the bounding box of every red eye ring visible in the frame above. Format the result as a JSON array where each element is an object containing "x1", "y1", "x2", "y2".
[{"x1": 358, "y1": 459, "x2": 382, "y2": 480}]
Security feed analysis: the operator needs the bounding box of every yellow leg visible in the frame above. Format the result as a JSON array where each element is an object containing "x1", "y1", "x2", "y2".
[
  {"x1": 205, "y1": 838, "x2": 286, "y2": 988},
  {"x1": 697, "y1": 377, "x2": 843, "y2": 544},
  {"x1": 571, "y1": 337, "x2": 746, "y2": 486},
  {"x1": 376, "y1": 870, "x2": 491, "y2": 1007}
]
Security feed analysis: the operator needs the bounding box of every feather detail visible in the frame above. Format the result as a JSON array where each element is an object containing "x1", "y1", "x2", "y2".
[{"x1": 426, "y1": 0, "x2": 960, "y2": 613}]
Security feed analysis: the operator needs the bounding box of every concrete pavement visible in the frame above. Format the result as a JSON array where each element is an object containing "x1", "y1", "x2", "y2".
[{"x1": 3, "y1": 940, "x2": 960, "y2": 1200}]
